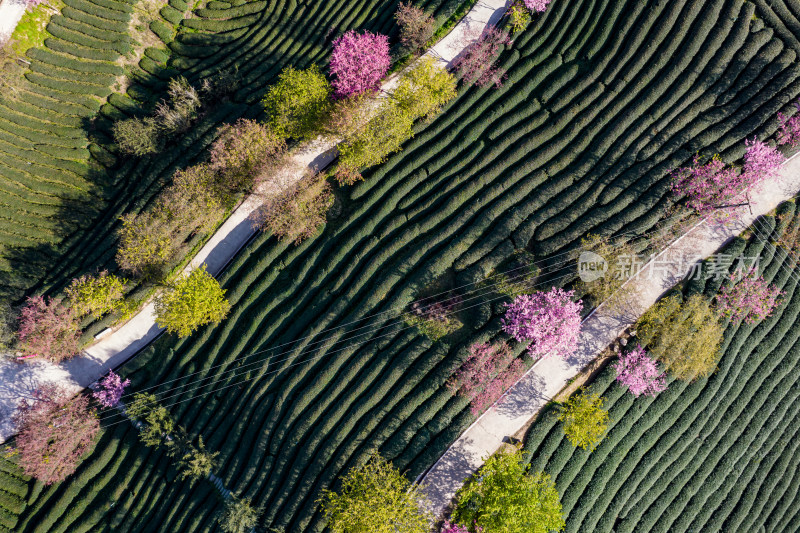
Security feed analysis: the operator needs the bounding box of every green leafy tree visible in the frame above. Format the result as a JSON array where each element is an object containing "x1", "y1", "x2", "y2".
[
  {"x1": 636, "y1": 293, "x2": 722, "y2": 380},
  {"x1": 558, "y1": 390, "x2": 609, "y2": 451},
  {"x1": 160, "y1": 164, "x2": 228, "y2": 234},
  {"x1": 126, "y1": 393, "x2": 175, "y2": 447},
  {"x1": 336, "y1": 101, "x2": 415, "y2": 185},
  {"x1": 263, "y1": 64, "x2": 331, "y2": 139},
  {"x1": 154, "y1": 265, "x2": 231, "y2": 337},
  {"x1": 453, "y1": 449, "x2": 565, "y2": 533},
  {"x1": 393, "y1": 56, "x2": 457, "y2": 121},
  {"x1": 177, "y1": 436, "x2": 219, "y2": 484},
  {"x1": 217, "y1": 497, "x2": 262, "y2": 533},
  {"x1": 112, "y1": 116, "x2": 162, "y2": 156},
  {"x1": 319, "y1": 452, "x2": 430, "y2": 533},
  {"x1": 66, "y1": 270, "x2": 127, "y2": 319},
  {"x1": 116, "y1": 211, "x2": 175, "y2": 279}
]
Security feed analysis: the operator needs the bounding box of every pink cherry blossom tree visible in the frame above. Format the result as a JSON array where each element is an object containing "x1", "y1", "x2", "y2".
[
  {"x1": 13, "y1": 383, "x2": 99, "y2": 484},
  {"x1": 671, "y1": 155, "x2": 764, "y2": 221},
  {"x1": 17, "y1": 295, "x2": 81, "y2": 363},
  {"x1": 502, "y1": 288, "x2": 583, "y2": 359},
  {"x1": 450, "y1": 342, "x2": 525, "y2": 416},
  {"x1": 453, "y1": 26, "x2": 512, "y2": 88},
  {"x1": 613, "y1": 345, "x2": 667, "y2": 397},
  {"x1": 777, "y1": 101, "x2": 800, "y2": 147},
  {"x1": 440, "y1": 521, "x2": 470, "y2": 533},
  {"x1": 743, "y1": 137, "x2": 784, "y2": 182},
  {"x1": 92, "y1": 370, "x2": 131, "y2": 408},
  {"x1": 716, "y1": 273, "x2": 783, "y2": 324},
  {"x1": 329, "y1": 30, "x2": 390, "y2": 99},
  {"x1": 524, "y1": 0, "x2": 551, "y2": 12}
]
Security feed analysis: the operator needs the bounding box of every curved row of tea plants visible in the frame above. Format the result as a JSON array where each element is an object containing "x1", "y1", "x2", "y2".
[
  {"x1": 522, "y1": 199, "x2": 800, "y2": 533},
  {"x1": 7, "y1": 0, "x2": 800, "y2": 530}
]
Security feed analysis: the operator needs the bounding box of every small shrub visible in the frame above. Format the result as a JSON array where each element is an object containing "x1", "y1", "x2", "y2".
[
  {"x1": 453, "y1": 27, "x2": 512, "y2": 88},
  {"x1": 613, "y1": 344, "x2": 667, "y2": 397},
  {"x1": 113, "y1": 116, "x2": 161, "y2": 156},
  {"x1": 404, "y1": 295, "x2": 461, "y2": 340},
  {"x1": 507, "y1": 1, "x2": 531, "y2": 33},
  {"x1": 558, "y1": 390, "x2": 609, "y2": 451},
  {"x1": 155, "y1": 76, "x2": 201, "y2": 134},
  {"x1": 395, "y1": 1, "x2": 435, "y2": 52},
  {"x1": 92, "y1": 370, "x2": 130, "y2": 408}
]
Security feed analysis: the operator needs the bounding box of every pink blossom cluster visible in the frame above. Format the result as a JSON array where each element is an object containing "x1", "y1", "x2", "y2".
[
  {"x1": 17, "y1": 295, "x2": 81, "y2": 363},
  {"x1": 453, "y1": 26, "x2": 512, "y2": 88},
  {"x1": 671, "y1": 155, "x2": 757, "y2": 221},
  {"x1": 743, "y1": 137, "x2": 784, "y2": 183},
  {"x1": 441, "y1": 521, "x2": 472, "y2": 533},
  {"x1": 716, "y1": 273, "x2": 783, "y2": 324},
  {"x1": 329, "y1": 30, "x2": 390, "y2": 99},
  {"x1": 501, "y1": 288, "x2": 583, "y2": 359},
  {"x1": 524, "y1": 0, "x2": 551, "y2": 12},
  {"x1": 92, "y1": 370, "x2": 131, "y2": 408},
  {"x1": 613, "y1": 345, "x2": 667, "y2": 397},
  {"x1": 451, "y1": 342, "x2": 524, "y2": 416},
  {"x1": 777, "y1": 101, "x2": 800, "y2": 146}
]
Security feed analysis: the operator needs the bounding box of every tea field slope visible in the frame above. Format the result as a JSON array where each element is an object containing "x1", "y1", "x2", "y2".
[
  {"x1": 8, "y1": 0, "x2": 800, "y2": 531},
  {"x1": 0, "y1": 0, "x2": 458, "y2": 301},
  {"x1": 522, "y1": 201, "x2": 800, "y2": 533}
]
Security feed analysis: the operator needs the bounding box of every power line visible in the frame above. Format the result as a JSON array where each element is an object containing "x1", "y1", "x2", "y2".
[{"x1": 96, "y1": 212, "x2": 691, "y2": 419}]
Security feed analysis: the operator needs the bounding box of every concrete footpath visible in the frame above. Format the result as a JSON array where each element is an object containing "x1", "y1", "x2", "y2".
[
  {"x1": 0, "y1": 0, "x2": 509, "y2": 441},
  {"x1": 0, "y1": 0, "x2": 25, "y2": 42},
  {"x1": 418, "y1": 152, "x2": 800, "y2": 516}
]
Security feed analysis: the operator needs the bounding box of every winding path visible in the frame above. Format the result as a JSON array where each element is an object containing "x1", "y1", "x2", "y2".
[
  {"x1": 0, "y1": 0, "x2": 509, "y2": 441},
  {"x1": 418, "y1": 153, "x2": 800, "y2": 516},
  {"x1": 0, "y1": 0, "x2": 25, "y2": 43}
]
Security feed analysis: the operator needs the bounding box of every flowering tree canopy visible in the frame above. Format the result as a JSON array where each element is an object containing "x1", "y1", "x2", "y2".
[
  {"x1": 716, "y1": 273, "x2": 783, "y2": 324},
  {"x1": 17, "y1": 295, "x2": 81, "y2": 363},
  {"x1": 320, "y1": 452, "x2": 430, "y2": 533},
  {"x1": 210, "y1": 119, "x2": 287, "y2": 192},
  {"x1": 440, "y1": 521, "x2": 470, "y2": 533},
  {"x1": 453, "y1": 449, "x2": 565, "y2": 533},
  {"x1": 671, "y1": 155, "x2": 764, "y2": 220},
  {"x1": 451, "y1": 342, "x2": 524, "y2": 416},
  {"x1": 395, "y1": 1, "x2": 436, "y2": 52},
  {"x1": 502, "y1": 288, "x2": 583, "y2": 359},
  {"x1": 613, "y1": 345, "x2": 667, "y2": 397},
  {"x1": 558, "y1": 390, "x2": 609, "y2": 451},
  {"x1": 92, "y1": 370, "x2": 131, "y2": 408},
  {"x1": 14, "y1": 383, "x2": 99, "y2": 484},
  {"x1": 453, "y1": 26, "x2": 511, "y2": 88},
  {"x1": 524, "y1": 0, "x2": 551, "y2": 12},
  {"x1": 329, "y1": 30, "x2": 390, "y2": 99},
  {"x1": 743, "y1": 137, "x2": 784, "y2": 183},
  {"x1": 777, "y1": 101, "x2": 800, "y2": 146}
]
